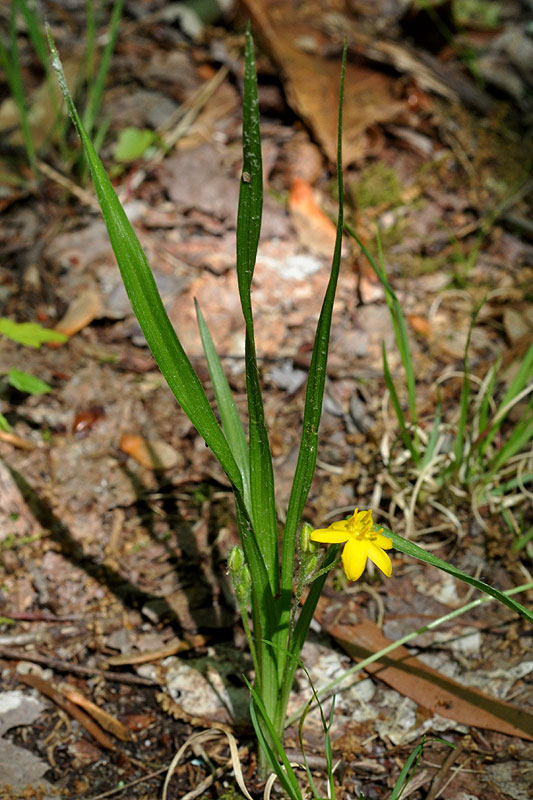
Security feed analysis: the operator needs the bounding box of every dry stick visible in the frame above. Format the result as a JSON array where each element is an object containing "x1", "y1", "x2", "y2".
[
  {"x1": 153, "y1": 64, "x2": 230, "y2": 159},
  {"x1": 426, "y1": 740, "x2": 466, "y2": 800},
  {"x1": 18, "y1": 672, "x2": 116, "y2": 750},
  {"x1": 0, "y1": 645, "x2": 157, "y2": 686},
  {"x1": 106, "y1": 634, "x2": 206, "y2": 666},
  {"x1": 37, "y1": 159, "x2": 100, "y2": 209}
]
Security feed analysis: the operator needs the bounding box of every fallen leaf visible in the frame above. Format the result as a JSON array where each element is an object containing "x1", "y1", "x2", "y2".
[
  {"x1": 408, "y1": 314, "x2": 431, "y2": 337},
  {"x1": 53, "y1": 288, "x2": 102, "y2": 342},
  {"x1": 315, "y1": 596, "x2": 533, "y2": 742},
  {"x1": 289, "y1": 177, "x2": 338, "y2": 257},
  {"x1": 241, "y1": 0, "x2": 404, "y2": 164},
  {"x1": 63, "y1": 689, "x2": 133, "y2": 741},
  {"x1": 119, "y1": 434, "x2": 180, "y2": 470},
  {"x1": 67, "y1": 738, "x2": 102, "y2": 768},
  {"x1": 122, "y1": 713, "x2": 156, "y2": 733}
]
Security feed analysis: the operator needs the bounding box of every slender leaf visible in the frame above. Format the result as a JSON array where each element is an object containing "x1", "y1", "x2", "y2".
[
  {"x1": 17, "y1": 0, "x2": 48, "y2": 67},
  {"x1": 390, "y1": 737, "x2": 454, "y2": 800},
  {"x1": 346, "y1": 221, "x2": 419, "y2": 449},
  {"x1": 196, "y1": 299, "x2": 251, "y2": 513},
  {"x1": 280, "y1": 44, "x2": 347, "y2": 646},
  {"x1": 1, "y1": 3, "x2": 36, "y2": 170},
  {"x1": 0, "y1": 413, "x2": 12, "y2": 432},
  {"x1": 385, "y1": 526, "x2": 533, "y2": 623},
  {"x1": 485, "y1": 409, "x2": 533, "y2": 478},
  {"x1": 377, "y1": 229, "x2": 417, "y2": 429},
  {"x1": 419, "y1": 394, "x2": 442, "y2": 471},
  {"x1": 383, "y1": 341, "x2": 419, "y2": 462},
  {"x1": 82, "y1": 0, "x2": 123, "y2": 139},
  {"x1": 480, "y1": 342, "x2": 533, "y2": 456},
  {"x1": 451, "y1": 320, "x2": 475, "y2": 477},
  {"x1": 246, "y1": 680, "x2": 303, "y2": 800},
  {"x1": 475, "y1": 358, "x2": 499, "y2": 441},
  {"x1": 47, "y1": 28, "x2": 244, "y2": 495},
  {"x1": 236, "y1": 30, "x2": 278, "y2": 590}
]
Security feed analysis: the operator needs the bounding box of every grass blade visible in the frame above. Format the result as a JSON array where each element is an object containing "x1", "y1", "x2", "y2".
[
  {"x1": 281, "y1": 44, "x2": 347, "y2": 644},
  {"x1": 195, "y1": 299, "x2": 251, "y2": 513},
  {"x1": 479, "y1": 342, "x2": 533, "y2": 456},
  {"x1": 236, "y1": 29, "x2": 278, "y2": 589},
  {"x1": 419, "y1": 393, "x2": 442, "y2": 471},
  {"x1": 383, "y1": 341, "x2": 419, "y2": 462},
  {"x1": 376, "y1": 229, "x2": 418, "y2": 429},
  {"x1": 0, "y1": 3, "x2": 36, "y2": 171},
  {"x1": 451, "y1": 325, "x2": 474, "y2": 478},
  {"x1": 82, "y1": 0, "x2": 123, "y2": 139},
  {"x1": 47, "y1": 28, "x2": 244, "y2": 495},
  {"x1": 475, "y1": 358, "x2": 499, "y2": 441},
  {"x1": 385, "y1": 526, "x2": 533, "y2": 623},
  {"x1": 485, "y1": 406, "x2": 533, "y2": 478},
  {"x1": 346, "y1": 221, "x2": 419, "y2": 453},
  {"x1": 17, "y1": 0, "x2": 48, "y2": 67},
  {"x1": 246, "y1": 680, "x2": 303, "y2": 800}
]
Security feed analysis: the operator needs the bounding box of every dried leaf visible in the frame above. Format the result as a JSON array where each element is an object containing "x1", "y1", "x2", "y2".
[
  {"x1": 315, "y1": 597, "x2": 533, "y2": 742},
  {"x1": 119, "y1": 433, "x2": 180, "y2": 470}
]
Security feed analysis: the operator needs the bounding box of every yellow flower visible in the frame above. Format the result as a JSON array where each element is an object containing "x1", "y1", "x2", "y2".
[{"x1": 310, "y1": 509, "x2": 393, "y2": 582}]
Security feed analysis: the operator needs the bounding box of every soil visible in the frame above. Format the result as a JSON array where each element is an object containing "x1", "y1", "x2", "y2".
[{"x1": 0, "y1": 1, "x2": 532, "y2": 799}]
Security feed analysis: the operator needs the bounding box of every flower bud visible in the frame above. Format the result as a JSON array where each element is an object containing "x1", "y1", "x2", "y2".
[
  {"x1": 227, "y1": 545, "x2": 244, "y2": 574},
  {"x1": 299, "y1": 524, "x2": 318, "y2": 555}
]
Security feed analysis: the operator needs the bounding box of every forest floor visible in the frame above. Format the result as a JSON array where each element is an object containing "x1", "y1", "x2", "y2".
[{"x1": 0, "y1": 1, "x2": 532, "y2": 798}]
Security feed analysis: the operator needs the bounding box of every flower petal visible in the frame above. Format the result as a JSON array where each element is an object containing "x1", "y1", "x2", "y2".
[
  {"x1": 342, "y1": 538, "x2": 368, "y2": 581},
  {"x1": 367, "y1": 541, "x2": 392, "y2": 577},
  {"x1": 310, "y1": 527, "x2": 349, "y2": 544},
  {"x1": 329, "y1": 520, "x2": 351, "y2": 532},
  {"x1": 373, "y1": 533, "x2": 393, "y2": 550}
]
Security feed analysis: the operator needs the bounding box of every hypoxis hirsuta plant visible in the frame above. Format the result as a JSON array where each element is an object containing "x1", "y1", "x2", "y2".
[{"x1": 48, "y1": 26, "x2": 533, "y2": 784}]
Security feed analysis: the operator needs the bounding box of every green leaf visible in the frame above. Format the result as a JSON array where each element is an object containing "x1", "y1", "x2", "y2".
[
  {"x1": 280, "y1": 44, "x2": 348, "y2": 636},
  {"x1": 0, "y1": 2, "x2": 36, "y2": 171},
  {"x1": 8, "y1": 368, "x2": 52, "y2": 395},
  {"x1": 479, "y1": 342, "x2": 533, "y2": 457},
  {"x1": 82, "y1": 0, "x2": 124, "y2": 139},
  {"x1": 245, "y1": 679, "x2": 303, "y2": 800},
  {"x1": 47, "y1": 27, "x2": 244, "y2": 496},
  {"x1": 383, "y1": 341, "x2": 419, "y2": 462},
  {"x1": 390, "y1": 737, "x2": 454, "y2": 800},
  {"x1": 195, "y1": 299, "x2": 251, "y2": 513},
  {"x1": 485, "y1": 407, "x2": 533, "y2": 478},
  {"x1": 0, "y1": 412, "x2": 12, "y2": 432},
  {"x1": 0, "y1": 318, "x2": 67, "y2": 348},
  {"x1": 114, "y1": 127, "x2": 156, "y2": 162},
  {"x1": 236, "y1": 30, "x2": 278, "y2": 591},
  {"x1": 279, "y1": 545, "x2": 339, "y2": 731},
  {"x1": 385, "y1": 527, "x2": 533, "y2": 623},
  {"x1": 345, "y1": 220, "x2": 419, "y2": 452}
]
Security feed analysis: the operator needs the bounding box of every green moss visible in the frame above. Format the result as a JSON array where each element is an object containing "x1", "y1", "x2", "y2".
[
  {"x1": 350, "y1": 161, "x2": 402, "y2": 210},
  {"x1": 215, "y1": 787, "x2": 242, "y2": 800}
]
